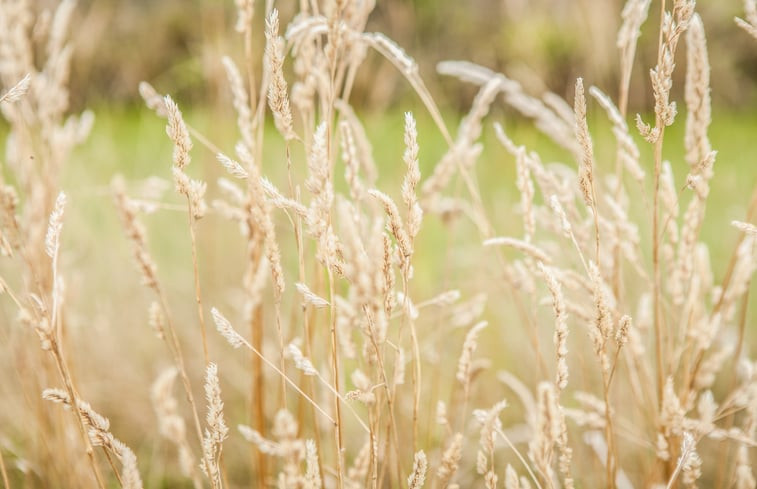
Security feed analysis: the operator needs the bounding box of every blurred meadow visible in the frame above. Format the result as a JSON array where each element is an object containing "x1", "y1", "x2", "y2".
[
  {"x1": 2, "y1": 0, "x2": 757, "y2": 488},
  {"x1": 58, "y1": 0, "x2": 757, "y2": 328}
]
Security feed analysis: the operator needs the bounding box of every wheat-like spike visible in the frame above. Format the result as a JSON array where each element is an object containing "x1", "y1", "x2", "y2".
[
  {"x1": 216, "y1": 153, "x2": 249, "y2": 179},
  {"x1": 112, "y1": 179, "x2": 160, "y2": 289},
  {"x1": 735, "y1": 445, "x2": 756, "y2": 489},
  {"x1": 505, "y1": 465, "x2": 522, "y2": 489},
  {"x1": 0, "y1": 73, "x2": 31, "y2": 104},
  {"x1": 237, "y1": 425, "x2": 283, "y2": 455},
  {"x1": 45, "y1": 192, "x2": 66, "y2": 258},
  {"x1": 204, "y1": 363, "x2": 228, "y2": 445},
  {"x1": 211, "y1": 307, "x2": 246, "y2": 349},
  {"x1": 407, "y1": 450, "x2": 428, "y2": 489},
  {"x1": 0, "y1": 185, "x2": 20, "y2": 256},
  {"x1": 265, "y1": 9, "x2": 296, "y2": 141},
  {"x1": 304, "y1": 439, "x2": 322, "y2": 489},
  {"x1": 47, "y1": 0, "x2": 75, "y2": 58},
  {"x1": 618, "y1": 0, "x2": 652, "y2": 51},
  {"x1": 483, "y1": 237, "x2": 552, "y2": 264},
  {"x1": 589, "y1": 86, "x2": 644, "y2": 182},
  {"x1": 588, "y1": 261, "x2": 613, "y2": 373},
  {"x1": 120, "y1": 447, "x2": 144, "y2": 489},
  {"x1": 736, "y1": 0, "x2": 757, "y2": 40},
  {"x1": 287, "y1": 343, "x2": 318, "y2": 376},
  {"x1": 340, "y1": 120, "x2": 365, "y2": 201},
  {"x1": 200, "y1": 363, "x2": 227, "y2": 488},
  {"x1": 151, "y1": 368, "x2": 198, "y2": 481},
  {"x1": 164, "y1": 95, "x2": 192, "y2": 170},
  {"x1": 43, "y1": 388, "x2": 144, "y2": 487},
  {"x1": 220, "y1": 56, "x2": 254, "y2": 151},
  {"x1": 539, "y1": 262, "x2": 569, "y2": 391},
  {"x1": 732, "y1": 220, "x2": 757, "y2": 235},
  {"x1": 402, "y1": 112, "x2": 423, "y2": 239},
  {"x1": 457, "y1": 321, "x2": 488, "y2": 386},
  {"x1": 139, "y1": 81, "x2": 168, "y2": 116},
  {"x1": 369, "y1": 189, "x2": 412, "y2": 260},
  {"x1": 574, "y1": 78, "x2": 595, "y2": 207},
  {"x1": 42, "y1": 388, "x2": 110, "y2": 432},
  {"x1": 437, "y1": 433, "x2": 463, "y2": 486},
  {"x1": 295, "y1": 282, "x2": 330, "y2": 308},
  {"x1": 684, "y1": 14, "x2": 711, "y2": 169}
]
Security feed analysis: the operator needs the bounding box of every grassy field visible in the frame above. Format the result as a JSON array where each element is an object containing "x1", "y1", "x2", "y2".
[
  {"x1": 3, "y1": 1, "x2": 757, "y2": 488},
  {"x1": 65, "y1": 103, "x2": 757, "y2": 282}
]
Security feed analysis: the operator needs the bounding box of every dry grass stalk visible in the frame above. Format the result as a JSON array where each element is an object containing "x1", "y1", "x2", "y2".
[
  {"x1": 684, "y1": 14, "x2": 711, "y2": 169},
  {"x1": 200, "y1": 363, "x2": 228, "y2": 489},
  {"x1": 573, "y1": 78, "x2": 595, "y2": 208},
  {"x1": 456, "y1": 321, "x2": 488, "y2": 392},
  {"x1": 589, "y1": 86, "x2": 644, "y2": 183},
  {"x1": 216, "y1": 152, "x2": 249, "y2": 179},
  {"x1": 436, "y1": 432, "x2": 463, "y2": 487},
  {"x1": 43, "y1": 389, "x2": 143, "y2": 488},
  {"x1": 437, "y1": 61, "x2": 580, "y2": 157},
  {"x1": 539, "y1": 263, "x2": 569, "y2": 391},
  {"x1": 736, "y1": 0, "x2": 757, "y2": 40},
  {"x1": 163, "y1": 94, "x2": 212, "y2": 366},
  {"x1": 370, "y1": 189, "x2": 412, "y2": 263},
  {"x1": 221, "y1": 56, "x2": 254, "y2": 151},
  {"x1": 363, "y1": 32, "x2": 452, "y2": 145},
  {"x1": 402, "y1": 112, "x2": 422, "y2": 240},
  {"x1": 265, "y1": 10, "x2": 296, "y2": 141},
  {"x1": 483, "y1": 237, "x2": 552, "y2": 264},
  {"x1": 151, "y1": 368, "x2": 201, "y2": 488},
  {"x1": 164, "y1": 95, "x2": 193, "y2": 170},
  {"x1": 112, "y1": 179, "x2": 159, "y2": 289},
  {"x1": 340, "y1": 120, "x2": 366, "y2": 202},
  {"x1": 304, "y1": 439, "x2": 322, "y2": 489},
  {"x1": 407, "y1": 450, "x2": 427, "y2": 489},
  {"x1": 0, "y1": 73, "x2": 30, "y2": 103},
  {"x1": 295, "y1": 282, "x2": 330, "y2": 308},
  {"x1": 617, "y1": 0, "x2": 652, "y2": 113},
  {"x1": 732, "y1": 220, "x2": 757, "y2": 236},
  {"x1": 210, "y1": 307, "x2": 338, "y2": 427}
]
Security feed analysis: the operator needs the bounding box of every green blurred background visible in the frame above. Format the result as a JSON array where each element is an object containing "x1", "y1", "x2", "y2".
[
  {"x1": 54, "y1": 0, "x2": 757, "y2": 293},
  {"x1": 68, "y1": 0, "x2": 757, "y2": 112}
]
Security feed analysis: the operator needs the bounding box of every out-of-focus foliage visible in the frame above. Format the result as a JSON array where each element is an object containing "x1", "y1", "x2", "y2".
[{"x1": 68, "y1": 0, "x2": 757, "y2": 110}]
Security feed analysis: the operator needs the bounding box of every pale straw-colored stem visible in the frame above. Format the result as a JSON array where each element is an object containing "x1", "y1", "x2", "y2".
[
  {"x1": 326, "y1": 267, "x2": 345, "y2": 489},
  {"x1": 49, "y1": 345, "x2": 107, "y2": 489},
  {"x1": 652, "y1": 0, "x2": 668, "y2": 411},
  {"x1": 362, "y1": 307, "x2": 404, "y2": 486},
  {"x1": 495, "y1": 426, "x2": 543, "y2": 489},
  {"x1": 401, "y1": 273, "x2": 422, "y2": 453},
  {"x1": 186, "y1": 211, "x2": 210, "y2": 365},
  {"x1": 233, "y1": 322, "x2": 337, "y2": 426},
  {"x1": 155, "y1": 289, "x2": 211, "y2": 473},
  {"x1": 0, "y1": 448, "x2": 9, "y2": 489}
]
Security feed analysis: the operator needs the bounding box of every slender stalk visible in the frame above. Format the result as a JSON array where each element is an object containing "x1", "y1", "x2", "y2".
[
  {"x1": 602, "y1": 370, "x2": 618, "y2": 489},
  {"x1": 49, "y1": 345, "x2": 107, "y2": 489},
  {"x1": 402, "y1": 273, "x2": 422, "y2": 453},
  {"x1": 186, "y1": 211, "x2": 209, "y2": 365},
  {"x1": 652, "y1": 0, "x2": 668, "y2": 408},
  {"x1": 495, "y1": 426, "x2": 544, "y2": 489},
  {"x1": 363, "y1": 309, "x2": 404, "y2": 487},
  {"x1": 327, "y1": 267, "x2": 345, "y2": 489},
  {"x1": 235, "y1": 322, "x2": 336, "y2": 425},
  {"x1": 249, "y1": 248, "x2": 267, "y2": 487},
  {"x1": 290, "y1": 171, "x2": 327, "y2": 489},
  {"x1": 155, "y1": 289, "x2": 212, "y2": 473},
  {"x1": 0, "y1": 448, "x2": 9, "y2": 489}
]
